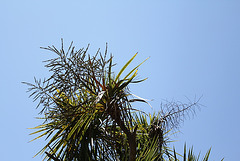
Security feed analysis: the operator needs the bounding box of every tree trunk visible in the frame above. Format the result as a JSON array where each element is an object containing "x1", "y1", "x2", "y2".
[
  {"x1": 128, "y1": 132, "x2": 137, "y2": 161},
  {"x1": 108, "y1": 107, "x2": 138, "y2": 161}
]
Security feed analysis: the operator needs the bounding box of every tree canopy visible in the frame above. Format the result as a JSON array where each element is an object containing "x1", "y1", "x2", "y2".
[{"x1": 24, "y1": 40, "x2": 218, "y2": 161}]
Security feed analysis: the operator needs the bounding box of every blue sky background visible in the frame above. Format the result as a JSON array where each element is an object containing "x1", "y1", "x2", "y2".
[{"x1": 1, "y1": 0, "x2": 240, "y2": 160}]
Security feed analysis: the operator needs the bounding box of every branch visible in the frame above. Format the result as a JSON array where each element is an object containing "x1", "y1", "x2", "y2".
[{"x1": 45, "y1": 152, "x2": 61, "y2": 161}]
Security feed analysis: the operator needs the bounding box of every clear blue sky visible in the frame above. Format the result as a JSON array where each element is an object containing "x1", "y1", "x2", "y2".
[{"x1": 1, "y1": 0, "x2": 239, "y2": 160}]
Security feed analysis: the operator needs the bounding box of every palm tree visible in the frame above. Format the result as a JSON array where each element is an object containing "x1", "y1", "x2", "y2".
[{"x1": 24, "y1": 40, "x2": 208, "y2": 161}]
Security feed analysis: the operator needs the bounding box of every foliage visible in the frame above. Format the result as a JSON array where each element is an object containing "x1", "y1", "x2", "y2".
[
  {"x1": 173, "y1": 144, "x2": 224, "y2": 161},
  {"x1": 24, "y1": 40, "x2": 213, "y2": 161}
]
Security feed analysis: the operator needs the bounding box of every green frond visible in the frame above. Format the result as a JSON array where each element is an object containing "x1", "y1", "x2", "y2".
[{"x1": 115, "y1": 53, "x2": 138, "y2": 82}]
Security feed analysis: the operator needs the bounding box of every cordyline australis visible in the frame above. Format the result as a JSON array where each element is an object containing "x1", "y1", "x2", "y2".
[{"x1": 24, "y1": 40, "x2": 206, "y2": 161}]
